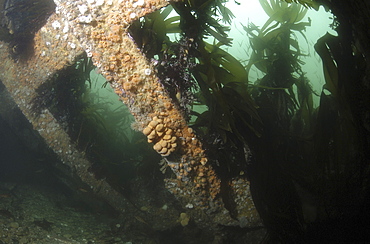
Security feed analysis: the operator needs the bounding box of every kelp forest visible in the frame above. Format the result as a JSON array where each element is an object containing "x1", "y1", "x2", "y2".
[
  {"x1": 127, "y1": 0, "x2": 370, "y2": 241},
  {"x1": 0, "y1": 0, "x2": 369, "y2": 243},
  {"x1": 131, "y1": 0, "x2": 370, "y2": 242}
]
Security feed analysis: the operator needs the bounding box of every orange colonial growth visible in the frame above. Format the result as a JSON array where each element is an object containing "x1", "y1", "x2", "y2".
[
  {"x1": 50, "y1": 0, "x2": 225, "y2": 212},
  {"x1": 0, "y1": 0, "x2": 260, "y2": 228}
]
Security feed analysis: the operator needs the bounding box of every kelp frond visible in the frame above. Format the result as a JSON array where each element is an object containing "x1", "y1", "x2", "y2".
[{"x1": 281, "y1": 0, "x2": 322, "y2": 10}]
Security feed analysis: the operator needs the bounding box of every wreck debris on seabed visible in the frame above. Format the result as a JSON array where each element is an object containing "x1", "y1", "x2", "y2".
[{"x1": 0, "y1": 0, "x2": 261, "y2": 234}]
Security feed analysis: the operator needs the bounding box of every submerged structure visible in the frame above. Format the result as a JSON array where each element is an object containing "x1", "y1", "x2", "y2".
[
  {"x1": 1, "y1": 0, "x2": 370, "y2": 242},
  {"x1": 0, "y1": 0, "x2": 259, "y2": 230}
]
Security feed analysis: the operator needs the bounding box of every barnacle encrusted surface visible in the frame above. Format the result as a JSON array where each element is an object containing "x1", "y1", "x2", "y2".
[{"x1": 0, "y1": 0, "x2": 260, "y2": 228}]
